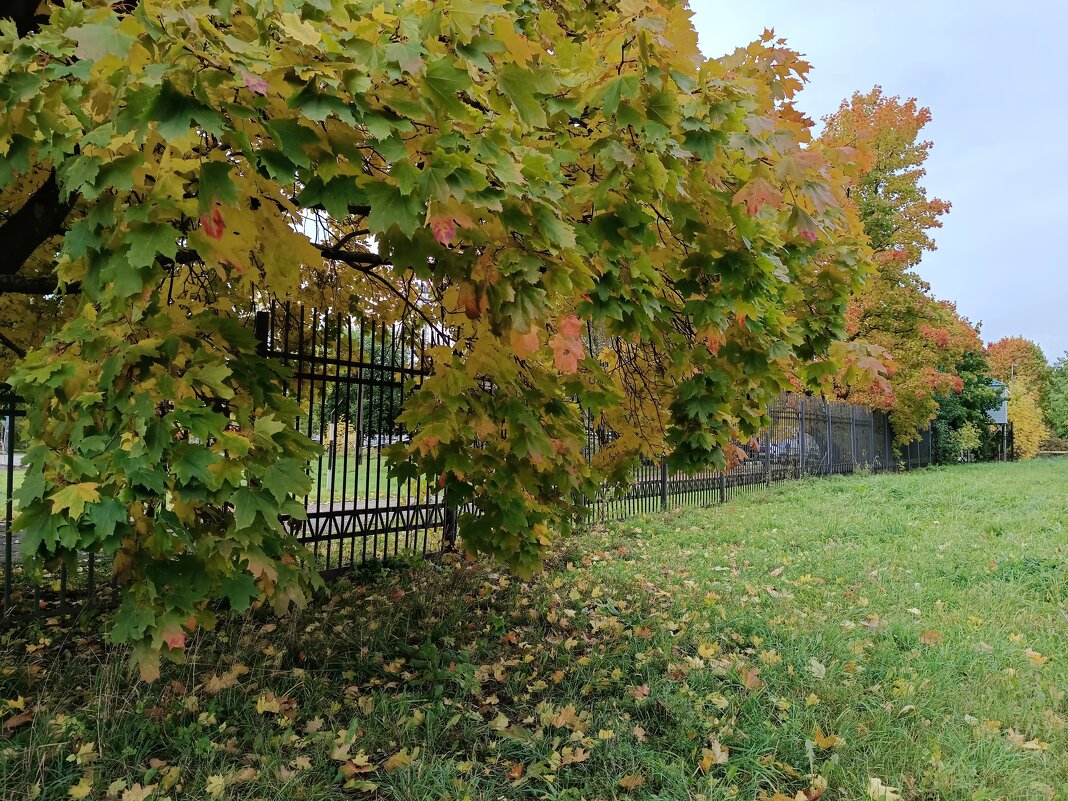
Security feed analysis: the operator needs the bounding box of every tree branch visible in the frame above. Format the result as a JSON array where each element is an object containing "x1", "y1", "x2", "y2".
[{"x1": 0, "y1": 170, "x2": 76, "y2": 277}]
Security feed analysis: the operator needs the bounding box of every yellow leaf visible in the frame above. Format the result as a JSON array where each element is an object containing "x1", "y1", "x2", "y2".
[
  {"x1": 618, "y1": 774, "x2": 645, "y2": 791},
  {"x1": 384, "y1": 748, "x2": 418, "y2": 772},
  {"x1": 205, "y1": 775, "x2": 226, "y2": 799},
  {"x1": 256, "y1": 693, "x2": 282, "y2": 714},
  {"x1": 867, "y1": 777, "x2": 902, "y2": 801},
  {"x1": 697, "y1": 642, "x2": 718, "y2": 660},
  {"x1": 121, "y1": 783, "x2": 157, "y2": 801},
  {"x1": 813, "y1": 727, "x2": 844, "y2": 749},
  {"x1": 68, "y1": 777, "x2": 93, "y2": 800}
]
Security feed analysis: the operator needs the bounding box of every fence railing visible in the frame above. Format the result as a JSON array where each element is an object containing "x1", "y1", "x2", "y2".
[{"x1": 1, "y1": 304, "x2": 942, "y2": 621}]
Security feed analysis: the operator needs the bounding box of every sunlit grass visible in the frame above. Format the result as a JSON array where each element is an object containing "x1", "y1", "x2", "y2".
[{"x1": 2, "y1": 460, "x2": 1066, "y2": 800}]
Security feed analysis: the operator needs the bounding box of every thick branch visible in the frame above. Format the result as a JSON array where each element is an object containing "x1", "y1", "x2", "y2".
[
  {"x1": 3, "y1": 0, "x2": 47, "y2": 37},
  {"x1": 315, "y1": 245, "x2": 388, "y2": 268},
  {"x1": 0, "y1": 274, "x2": 66, "y2": 295},
  {"x1": 0, "y1": 170, "x2": 76, "y2": 277}
]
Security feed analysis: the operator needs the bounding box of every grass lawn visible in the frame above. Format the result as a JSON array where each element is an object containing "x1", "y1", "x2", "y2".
[{"x1": 3, "y1": 460, "x2": 1067, "y2": 800}]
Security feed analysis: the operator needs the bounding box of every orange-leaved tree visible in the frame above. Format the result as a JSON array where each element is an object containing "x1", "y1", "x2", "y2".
[
  {"x1": 821, "y1": 87, "x2": 968, "y2": 445},
  {"x1": 0, "y1": 1, "x2": 873, "y2": 676}
]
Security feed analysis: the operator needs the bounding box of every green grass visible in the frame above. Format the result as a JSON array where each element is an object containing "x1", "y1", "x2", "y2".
[
  {"x1": 307, "y1": 448, "x2": 426, "y2": 503},
  {"x1": 2, "y1": 460, "x2": 1067, "y2": 800}
]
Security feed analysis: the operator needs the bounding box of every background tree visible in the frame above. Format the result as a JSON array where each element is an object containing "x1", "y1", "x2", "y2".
[
  {"x1": 930, "y1": 349, "x2": 1001, "y2": 464},
  {"x1": 1046, "y1": 352, "x2": 1068, "y2": 439},
  {"x1": 1006, "y1": 379, "x2": 1049, "y2": 459},
  {"x1": 986, "y1": 336, "x2": 1050, "y2": 401},
  {"x1": 820, "y1": 88, "x2": 963, "y2": 445},
  {"x1": 0, "y1": 1, "x2": 873, "y2": 675}
]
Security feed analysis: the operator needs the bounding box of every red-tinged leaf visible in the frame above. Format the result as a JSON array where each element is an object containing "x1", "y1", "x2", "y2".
[
  {"x1": 430, "y1": 217, "x2": 456, "y2": 246},
  {"x1": 510, "y1": 327, "x2": 540, "y2": 358},
  {"x1": 558, "y1": 315, "x2": 583, "y2": 339},
  {"x1": 201, "y1": 207, "x2": 225, "y2": 239},
  {"x1": 240, "y1": 69, "x2": 269, "y2": 95},
  {"x1": 733, "y1": 177, "x2": 783, "y2": 216},
  {"x1": 550, "y1": 331, "x2": 583, "y2": 374},
  {"x1": 787, "y1": 205, "x2": 820, "y2": 242}
]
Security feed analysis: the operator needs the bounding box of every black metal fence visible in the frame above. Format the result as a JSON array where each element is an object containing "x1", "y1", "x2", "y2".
[{"x1": 1, "y1": 303, "x2": 941, "y2": 620}]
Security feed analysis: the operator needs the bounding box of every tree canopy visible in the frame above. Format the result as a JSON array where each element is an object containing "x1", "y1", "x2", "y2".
[
  {"x1": 0, "y1": 1, "x2": 875, "y2": 676},
  {"x1": 820, "y1": 87, "x2": 976, "y2": 445}
]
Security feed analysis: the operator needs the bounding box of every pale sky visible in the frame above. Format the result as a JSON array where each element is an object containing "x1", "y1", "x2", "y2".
[{"x1": 691, "y1": 1, "x2": 1067, "y2": 363}]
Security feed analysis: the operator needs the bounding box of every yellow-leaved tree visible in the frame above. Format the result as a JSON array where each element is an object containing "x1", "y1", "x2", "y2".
[{"x1": 1006, "y1": 380, "x2": 1048, "y2": 459}]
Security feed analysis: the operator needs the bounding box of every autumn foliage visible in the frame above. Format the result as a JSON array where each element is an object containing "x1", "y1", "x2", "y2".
[
  {"x1": 821, "y1": 88, "x2": 983, "y2": 445},
  {"x1": 0, "y1": 1, "x2": 875, "y2": 674}
]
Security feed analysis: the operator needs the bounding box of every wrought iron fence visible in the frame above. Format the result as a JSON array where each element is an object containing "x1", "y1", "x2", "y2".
[{"x1": 2, "y1": 302, "x2": 947, "y2": 621}]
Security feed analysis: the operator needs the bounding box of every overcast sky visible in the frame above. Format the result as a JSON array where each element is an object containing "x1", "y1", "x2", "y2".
[{"x1": 691, "y1": 1, "x2": 1067, "y2": 362}]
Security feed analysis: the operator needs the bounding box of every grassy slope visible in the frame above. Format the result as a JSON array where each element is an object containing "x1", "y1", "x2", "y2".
[{"x1": 2, "y1": 460, "x2": 1067, "y2": 800}]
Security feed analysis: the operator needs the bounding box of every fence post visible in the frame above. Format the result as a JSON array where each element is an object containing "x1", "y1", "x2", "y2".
[
  {"x1": 826, "y1": 402, "x2": 833, "y2": 475},
  {"x1": 660, "y1": 461, "x2": 668, "y2": 510},
  {"x1": 442, "y1": 483, "x2": 458, "y2": 552},
  {"x1": 798, "y1": 398, "x2": 806, "y2": 478},
  {"x1": 764, "y1": 416, "x2": 772, "y2": 488},
  {"x1": 3, "y1": 400, "x2": 14, "y2": 610},
  {"x1": 254, "y1": 309, "x2": 270, "y2": 357},
  {"x1": 849, "y1": 406, "x2": 857, "y2": 471}
]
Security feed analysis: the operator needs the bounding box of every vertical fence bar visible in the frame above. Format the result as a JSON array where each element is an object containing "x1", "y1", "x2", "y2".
[
  {"x1": 825, "y1": 401, "x2": 833, "y2": 475},
  {"x1": 4, "y1": 399, "x2": 14, "y2": 610},
  {"x1": 659, "y1": 462, "x2": 668, "y2": 510},
  {"x1": 798, "y1": 398, "x2": 806, "y2": 478},
  {"x1": 764, "y1": 420, "x2": 772, "y2": 488}
]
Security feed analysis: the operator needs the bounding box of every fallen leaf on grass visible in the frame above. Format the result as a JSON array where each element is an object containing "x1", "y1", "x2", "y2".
[
  {"x1": 3, "y1": 709, "x2": 33, "y2": 730},
  {"x1": 813, "y1": 728, "x2": 844, "y2": 749},
  {"x1": 384, "y1": 748, "x2": 418, "y2": 772},
  {"x1": 68, "y1": 777, "x2": 93, "y2": 799},
  {"x1": 867, "y1": 777, "x2": 902, "y2": 801},
  {"x1": 919, "y1": 630, "x2": 942, "y2": 645},
  {"x1": 618, "y1": 774, "x2": 645, "y2": 791}
]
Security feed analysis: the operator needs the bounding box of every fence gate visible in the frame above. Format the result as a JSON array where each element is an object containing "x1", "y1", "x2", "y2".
[{"x1": 255, "y1": 302, "x2": 452, "y2": 577}]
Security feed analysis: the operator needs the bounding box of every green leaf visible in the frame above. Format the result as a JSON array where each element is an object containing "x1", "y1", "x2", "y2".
[
  {"x1": 127, "y1": 223, "x2": 179, "y2": 269},
  {"x1": 498, "y1": 65, "x2": 547, "y2": 129},
  {"x1": 219, "y1": 571, "x2": 260, "y2": 613},
  {"x1": 597, "y1": 75, "x2": 640, "y2": 116},
  {"x1": 422, "y1": 57, "x2": 470, "y2": 116},
  {"x1": 109, "y1": 602, "x2": 155, "y2": 645},
  {"x1": 172, "y1": 446, "x2": 219, "y2": 487},
  {"x1": 296, "y1": 175, "x2": 368, "y2": 219},
  {"x1": 68, "y1": 22, "x2": 135, "y2": 61},
  {"x1": 148, "y1": 81, "x2": 225, "y2": 141},
  {"x1": 535, "y1": 206, "x2": 576, "y2": 249},
  {"x1": 261, "y1": 459, "x2": 308, "y2": 502},
  {"x1": 192, "y1": 363, "x2": 235, "y2": 400},
  {"x1": 364, "y1": 181, "x2": 423, "y2": 237},
  {"x1": 230, "y1": 486, "x2": 277, "y2": 531},
  {"x1": 57, "y1": 155, "x2": 102, "y2": 200},
  {"x1": 199, "y1": 161, "x2": 239, "y2": 212},
  {"x1": 88, "y1": 498, "x2": 129, "y2": 544}
]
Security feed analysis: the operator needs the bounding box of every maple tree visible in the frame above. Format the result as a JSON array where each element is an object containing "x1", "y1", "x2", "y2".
[
  {"x1": 820, "y1": 88, "x2": 972, "y2": 445},
  {"x1": 985, "y1": 336, "x2": 1050, "y2": 397},
  {"x1": 985, "y1": 337, "x2": 1052, "y2": 453},
  {"x1": 0, "y1": 1, "x2": 874, "y2": 675}
]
